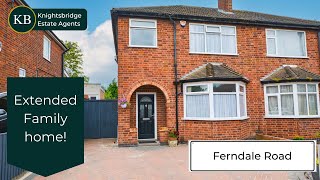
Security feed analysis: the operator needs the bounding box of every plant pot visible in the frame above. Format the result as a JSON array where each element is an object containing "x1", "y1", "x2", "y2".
[
  {"x1": 120, "y1": 104, "x2": 127, "y2": 108},
  {"x1": 168, "y1": 140, "x2": 178, "y2": 147}
]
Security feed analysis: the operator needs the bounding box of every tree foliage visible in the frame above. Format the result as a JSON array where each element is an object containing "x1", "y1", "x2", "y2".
[
  {"x1": 64, "y1": 41, "x2": 89, "y2": 82},
  {"x1": 105, "y1": 79, "x2": 118, "y2": 99}
]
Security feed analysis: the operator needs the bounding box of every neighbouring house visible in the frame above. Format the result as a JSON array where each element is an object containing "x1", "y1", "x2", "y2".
[
  {"x1": 0, "y1": 0, "x2": 67, "y2": 93},
  {"x1": 111, "y1": 0, "x2": 320, "y2": 146},
  {"x1": 84, "y1": 83, "x2": 106, "y2": 100}
]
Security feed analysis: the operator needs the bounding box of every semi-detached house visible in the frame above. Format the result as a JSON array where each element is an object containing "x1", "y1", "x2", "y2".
[
  {"x1": 111, "y1": 0, "x2": 320, "y2": 146},
  {"x1": 0, "y1": 0, "x2": 67, "y2": 92}
]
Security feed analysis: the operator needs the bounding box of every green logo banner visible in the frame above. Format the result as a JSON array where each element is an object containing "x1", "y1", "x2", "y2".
[
  {"x1": 7, "y1": 78, "x2": 84, "y2": 177},
  {"x1": 9, "y1": 6, "x2": 87, "y2": 33}
]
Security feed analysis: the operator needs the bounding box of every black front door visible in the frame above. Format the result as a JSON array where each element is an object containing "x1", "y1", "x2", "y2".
[{"x1": 138, "y1": 94, "x2": 155, "y2": 139}]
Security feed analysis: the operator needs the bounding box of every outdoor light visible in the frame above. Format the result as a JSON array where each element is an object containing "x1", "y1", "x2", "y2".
[
  {"x1": 0, "y1": 42, "x2": 2, "y2": 52},
  {"x1": 180, "y1": 20, "x2": 187, "y2": 28}
]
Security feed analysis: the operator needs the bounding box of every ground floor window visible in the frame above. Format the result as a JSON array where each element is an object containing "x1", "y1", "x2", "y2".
[
  {"x1": 183, "y1": 81, "x2": 247, "y2": 120},
  {"x1": 264, "y1": 83, "x2": 320, "y2": 118}
]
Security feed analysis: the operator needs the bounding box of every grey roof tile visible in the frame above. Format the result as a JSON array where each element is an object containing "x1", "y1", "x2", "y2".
[
  {"x1": 261, "y1": 65, "x2": 320, "y2": 84},
  {"x1": 112, "y1": 5, "x2": 320, "y2": 28},
  {"x1": 180, "y1": 63, "x2": 249, "y2": 83}
]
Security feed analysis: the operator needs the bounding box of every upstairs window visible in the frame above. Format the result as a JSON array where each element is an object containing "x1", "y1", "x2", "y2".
[
  {"x1": 266, "y1": 29, "x2": 307, "y2": 58},
  {"x1": 19, "y1": 68, "x2": 26, "y2": 77},
  {"x1": 43, "y1": 36, "x2": 51, "y2": 61},
  {"x1": 190, "y1": 24, "x2": 237, "y2": 55},
  {"x1": 129, "y1": 19, "x2": 157, "y2": 47}
]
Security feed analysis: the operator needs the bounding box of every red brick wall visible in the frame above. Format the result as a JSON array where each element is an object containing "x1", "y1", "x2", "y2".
[
  {"x1": 0, "y1": 1, "x2": 64, "y2": 92},
  {"x1": 117, "y1": 16, "x2": 320, "y2": 145}
]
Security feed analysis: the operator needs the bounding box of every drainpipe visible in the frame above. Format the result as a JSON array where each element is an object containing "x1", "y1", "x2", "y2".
[
  {"x1": 61, "y1": 48, "x2": 70, "y2": 77},
  {"x1": 318, "y1": 30, "x2": 320, "y2": 57},
  {"x1": 169, "y1": 16, "x2": 179, "y2": 133}
]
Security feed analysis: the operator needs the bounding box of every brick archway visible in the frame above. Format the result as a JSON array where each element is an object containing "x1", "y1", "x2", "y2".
[{"x1": 126, "y1": 80, "x2": 171, "y2": 104}]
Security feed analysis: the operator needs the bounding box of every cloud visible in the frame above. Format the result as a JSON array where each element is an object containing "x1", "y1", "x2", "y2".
[{"x1": 54, "y1": 20, "x2": 117, "y2": 87}]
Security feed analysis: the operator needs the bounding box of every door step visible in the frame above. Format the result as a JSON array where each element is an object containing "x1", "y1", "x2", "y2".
[{"x1": 138, "y1": 140, "x2": 160, "y2": 146}]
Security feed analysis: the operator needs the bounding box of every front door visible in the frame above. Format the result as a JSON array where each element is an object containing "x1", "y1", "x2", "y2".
[{"x1": 138, "y1": 94, "x2": 155, "y2": 139}]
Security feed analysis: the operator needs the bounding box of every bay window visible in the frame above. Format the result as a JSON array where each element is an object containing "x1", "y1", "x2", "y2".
[
  {"x1": 190, "y1": 24, "x2": 237, "y2": 55},
  {"x1": 129, "y1": 19, "x2": 157, "y2": 47},
  {"x1": 266, "y1": 29, "x2": 307, "y2": 58},
  {"x1": 184, "y1": 82, "x2": 247, "y2": 120},
  {"x1": 265, "y1": 83, "x2": 320, "y2": 118}
]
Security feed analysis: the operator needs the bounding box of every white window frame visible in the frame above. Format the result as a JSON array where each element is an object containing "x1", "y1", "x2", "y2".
[
  {"x1": 88, "y1": 95, "x2": 99, "y2": 100},
  {"x1": 189, "y1": 23, "x2": 238, "y2": 55},
  {"x1": 43, "y1": 36, "x2": 51, "y2": 61},
  {"x1": 266, "y1": 29, "x2": 308, "y2": 58},
  {"x1": 264, "y1": 82, "x2": 320, "y2": 118},
  {"x1": 129, "y1": 19, "x2": 157, "y2": 48},
  {"x1": 19, "y1": 68, "x2": 26, "y2": 77},
  {"x1": 183, "y1": 81, "x2": 247, "y2": 121}
]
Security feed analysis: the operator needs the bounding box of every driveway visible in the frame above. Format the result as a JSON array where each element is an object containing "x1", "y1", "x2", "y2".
[{"x1": 34, "y1": 139, "x2": 289, "y2": 180}]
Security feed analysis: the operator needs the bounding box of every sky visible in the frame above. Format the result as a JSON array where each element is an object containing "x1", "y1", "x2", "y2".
[{"x1": 25, "y1": 0, "x2": 320, "y2": 87}]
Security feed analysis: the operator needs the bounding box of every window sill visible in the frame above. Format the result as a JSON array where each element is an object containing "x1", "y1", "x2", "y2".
[
  {"x1": 264, "y1": 116, "x2": 320, "y2": 119},
  {"x1": 266, "y1": 55, "x2": 309, "y2": 59},
  {"x1": 43, "y1": 57, "x2": 51, "y2": 62},
  {"x1": 128, "y1": 45, "x2": 158, "y2": 48},
  {"x1": 182, "y1": 116, "x2": 249, "y2": 121},
  {"x1": 189, "y1": 52, "x2": 239, "y2": 56}
]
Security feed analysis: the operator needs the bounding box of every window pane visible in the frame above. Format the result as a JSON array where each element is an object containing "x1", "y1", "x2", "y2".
[
  {"x1": 131, "y1": 28, "x2": 156, "y2": 46},
  {"x1": 240, "y1": 85, "x2": 245, "y2": 93},
  {"x1": 266, "y1": 86, "x2": 278, "y2": 94},
  {"x1": 308, "y1": 94, "x2": 318, "y2": 115},
  {"x1": 43, "y1": 38, "x2": 50, "y2": 59},
  {"x1": 268, "y1": 96, "x2": 279, "y2": 115},
  {"x1": 186, "y1": 95, "x2": 210, "y2": 117},
  {"x1": 280, "y1": 85, "x2": 293, "y2": 93},
  {"x1": 221, "y1": 27, "x2": 235, "y2": 34},
  {"x1": 240, "y1": 94, "x2": 245, "y2": 117},
  {"x1": 298, "y1": 94, "x2": 308, "y2": 115},
  {"x1": 222, "y1": 35, "x2": 236, "y2": 54},
  {"x1": 207, "y1": 26, "x2": 220, "y2": 32},
  {"x1": 277, "y1": 30, "x2": 306, "y2": 57},
  {"x1": 187, "y1": 85, "x2": 208, "y2": 92},
  {"x1": 213, "y1": 84, "x2": 236, "y2": 92},
  {"x1": 267, "y1": 38, "x2": 276, "y2": 55},
  {"x1": 267, "y1": 30, "x2": 276, "y2": 37},
  {"x1": 190, "y1": 33, "x2": 205, "y2": 52},
  {"x1": 206, "y1": 33, "x2": 221, "y2": 53},
  {"x1": 131, "y1": 20, "x2": 155, "y2": 27},
  {"x1": 213, "y1": 94, "x2": 237, "y2": 118},
  {"x1": 281, "y1": 94, "x2": 294, "y2": 115},
  {"x1": 297, "y1": 84, "x2": 307, "y2": 92},
  {"x1": 307, "y1": 84, "x2": 317, "y2": 92},
  {"x1": 190, "y1": 25, "x2": 204, "y2": 32}
]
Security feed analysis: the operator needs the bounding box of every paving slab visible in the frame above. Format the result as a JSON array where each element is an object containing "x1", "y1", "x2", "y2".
[{"x1": 33, "y1": 139, "x2": 289, "y2": 180}]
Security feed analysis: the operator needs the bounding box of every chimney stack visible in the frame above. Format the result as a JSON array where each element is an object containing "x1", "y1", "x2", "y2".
[{"x1": 218, "y1": 0, "x2": 233, "y2": 12}]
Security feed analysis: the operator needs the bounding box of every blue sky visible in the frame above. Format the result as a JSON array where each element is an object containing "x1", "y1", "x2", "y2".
[{"x1": 25, "y1": 0, "x2": 320, "y2": 86}]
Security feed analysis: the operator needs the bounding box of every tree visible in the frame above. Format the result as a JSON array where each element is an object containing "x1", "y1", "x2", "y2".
[
  {"x1": 64, "y1": 41, "x2": 89, "y2": 82},
  {"x1": 105, "y1": 79, "x2": 118, "y2": 99}
]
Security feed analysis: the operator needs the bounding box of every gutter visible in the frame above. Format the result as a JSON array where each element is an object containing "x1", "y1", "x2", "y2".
[
  {"x1": 169, "y1": 16, "x2": 179, "y2": 134},
  {"x1": 61, "y1": 48, "x2": 70, "y2": 77}
]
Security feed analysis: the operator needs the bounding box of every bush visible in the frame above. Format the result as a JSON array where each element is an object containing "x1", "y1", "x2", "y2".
[{"x1": 293, "y1": 135, "x2": 305, "y2": 140}]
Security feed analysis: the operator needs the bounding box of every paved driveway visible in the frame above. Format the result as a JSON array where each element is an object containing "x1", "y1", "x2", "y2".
[{"x1": 34, "y1": 139, "x2": 289, "y2": 180}]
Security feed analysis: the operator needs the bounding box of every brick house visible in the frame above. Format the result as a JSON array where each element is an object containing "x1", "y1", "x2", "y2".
[
  {"x1": 0, "y1": 0, "x2": 67, "y2": 92},
  {"x1": 111, "y1": 0, "x2": 320, "y2": 146}
]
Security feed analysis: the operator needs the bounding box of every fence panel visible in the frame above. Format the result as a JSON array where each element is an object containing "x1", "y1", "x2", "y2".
[{"x1": 0, "y1": 133, "x2": 24, "y2": 180}]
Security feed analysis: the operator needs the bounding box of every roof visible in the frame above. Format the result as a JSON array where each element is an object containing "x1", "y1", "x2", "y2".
[
  {"x1": 111, "y1": 5, "x2": 320, "y2": 28},
  {"x1": 18, "y1": 0, "x2": 67, "y2": 50},
  {"x1": 111, "y1": 5, "x2": 320, "y2": 55},
  {"x1": 180, "y1": 63, "x2": 249, "y2": 83},
  {"x1": 261, "y1": 65, "x2": 320, "y2": 84}
]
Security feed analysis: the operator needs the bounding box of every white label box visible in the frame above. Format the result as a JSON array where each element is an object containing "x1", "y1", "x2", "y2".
[{"x1": 189, "y1": 141, "x2": 316, "y2": 171}]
